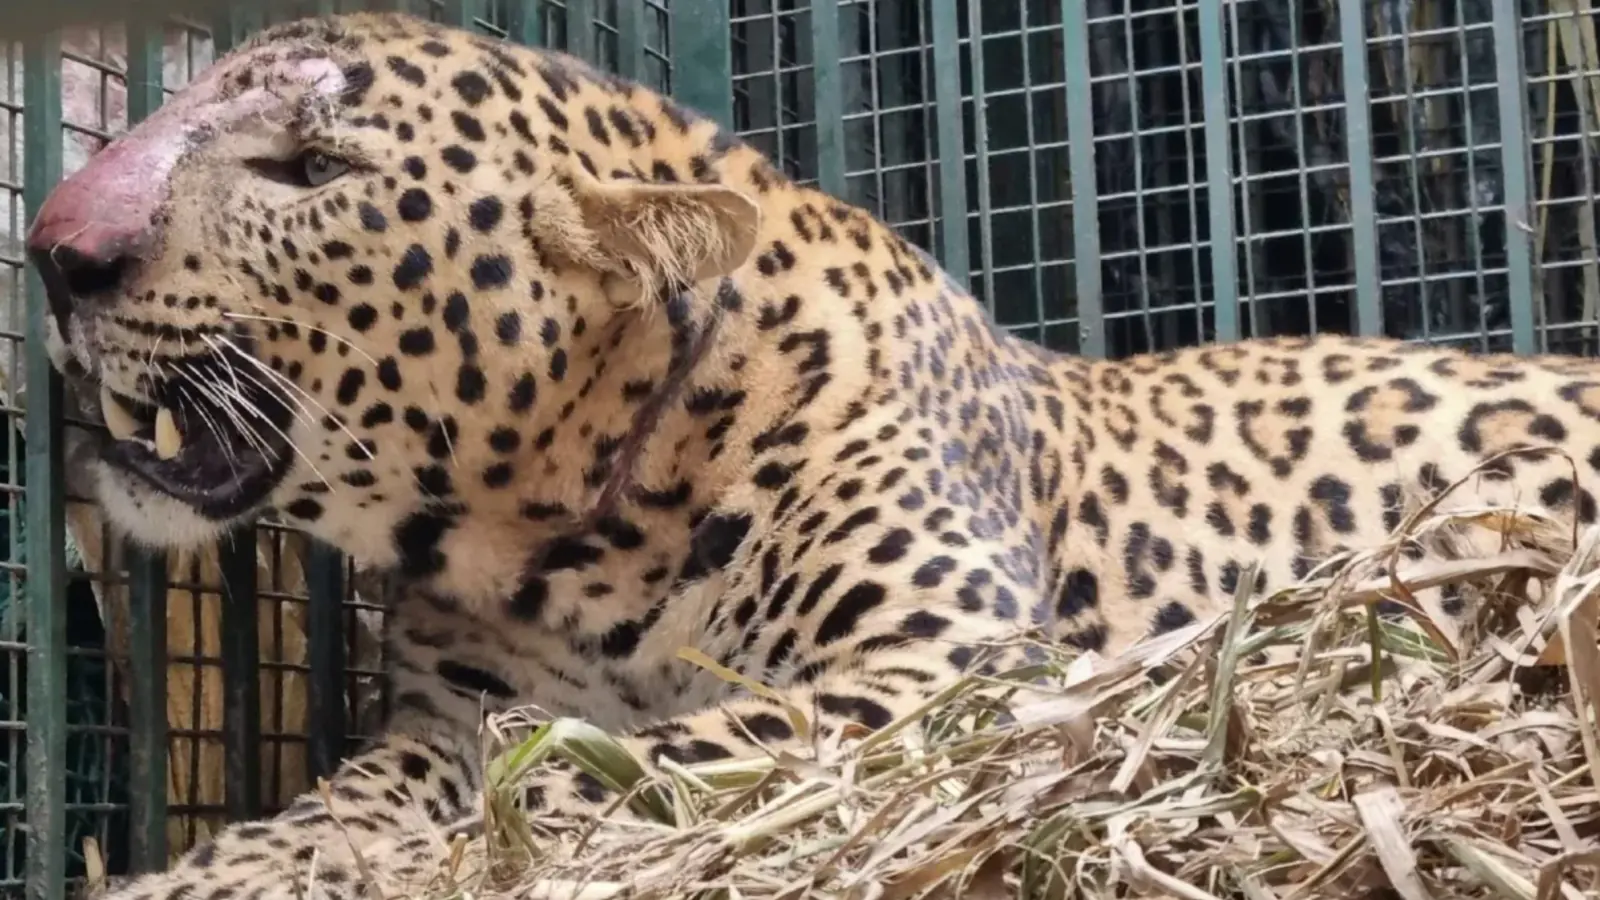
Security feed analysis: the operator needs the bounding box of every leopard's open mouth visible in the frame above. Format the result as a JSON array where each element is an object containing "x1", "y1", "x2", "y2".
[{"x1": 89, "y1": 355, "x2": 296, "y2": 521}]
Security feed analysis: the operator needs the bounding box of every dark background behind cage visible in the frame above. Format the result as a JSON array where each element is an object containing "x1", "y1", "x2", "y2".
[{"x1": 2, "y1": 1, "x2": 1597, "y2": 897}]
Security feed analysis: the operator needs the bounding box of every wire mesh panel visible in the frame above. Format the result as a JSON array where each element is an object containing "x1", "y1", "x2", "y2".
[
  {"x1": 1072, "y1": 0, "x2": 1579, "y2": 358},
  {"x1": 3, "y1": 3, "x2": 704, "y2": 899},
  {"x1": 730, "y1": 1, "x2": 1594, "y2": 361}
]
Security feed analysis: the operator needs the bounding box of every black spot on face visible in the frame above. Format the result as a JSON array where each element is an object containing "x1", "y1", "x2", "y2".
[
  {"x1": 456, "y1": 365, "x2": 487, "y2": 403},
  {"x1": 507, "y1": 374, "x2": 537, "y2": 413},
  {"x1": 494, "y1": 311, "x2": 522, "y2": 345},
  {"x1": 392, "y1": 244, "x2": 434, "y2": 290},
  {"x1": 451, "y1": 110, "x2": 487, "y2": 142},
  {"x1": 397, "y1": 188, "x2": 433, "y2": 222},
  {"x1": 399, "y1": 327, "x2": 436, "y2": 356},
  {"x1": 335, "y1": 367, "x2": 366, "y2": 405},
  {"x1": 440, "y1": 146, "x2": 478, "y2": 173},
  {"x1": 358, "y1": 202, "x2": 388, "y2": 232},
  {"x1": 347, "y1": 303, "x2": 378, "y2": 331},
  {"x1": 285, "y1": 497, "x2": 324, "y2": 521},
  {"x1": 469, "y1": 255, "x2": 513, "y2": 290},
  {"x1": 468, "y1": 196, "x2": 504, "y2": 232}
]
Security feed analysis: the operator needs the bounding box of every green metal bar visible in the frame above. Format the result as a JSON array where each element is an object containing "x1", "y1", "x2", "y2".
[
  {"x1": 305, "y1": 541, "x2": 347, "y2": 780},
  {"x1": 220, "y1": 531, "x2": 260, "y2": 820},
  {"x1": 22, "y1": 30, "x2": 67, "y2": 900},
  {"x1": 440, "y1": 0, "x2": 476, "y2": 28},
  {"x1": 1223, "y1": 0, "x2": 1259, "y2": 338},
  {"x1": 125, "y1": 550, "x2": 168, "y2": 872},
  {"x1": 209, "y1": 0, "x2": 265, "y2": 826},
  {"x1": 211, "y1": 4, "x2": 263, "y2": 52},
  {"x1": 1118, "y1": 3, "x2": 1157, "y2": 349},
  {"x1": 1197, "y1": 0, "x2": 1240, "y2": 342},
  {"x1": 565, "y1": 0, "x2": 594, "y2": 60},
  {"x1": 929, "y1": 0, "x2": 968, "y2": 286},
  {"x1": 1453, "y1": 15, "x2": 1493, "y2": 351},
  {"x1": 1491, "y1": 1, "x2": 1538, "y2": 354},
  {"x1": 505, "y1": 0, "x2": 544, "y2": 47},
  {"x1": 667, "y1": 0, "x2": 731, "y2": 129},
  {"x1": 965, "y1": 1, "x2": 994, "y2": 314},
  {"x1": 124, "y1": 12, "x2": 170, "y2": 872},
  {"x1": 1062, "y1": 0, "x2": 1105, "y2": 358},
  {"x1": 811, "y1": 0, "x2": 844, "y2": 195},
  {"x1": 1283, "y1": 3, "x2": 1316, "y2": 334},
  {"x1": 1338, "y1": 0, "x2": 1381, "y2": 337},
  {"x1": 613, "y1": 0, "x2": 644, "y2": 82}
]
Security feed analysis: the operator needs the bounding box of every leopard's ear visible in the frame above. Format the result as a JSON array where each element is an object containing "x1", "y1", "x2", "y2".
[{"x1": 539, "y1": 168, "x2": 761, "y2": 304}]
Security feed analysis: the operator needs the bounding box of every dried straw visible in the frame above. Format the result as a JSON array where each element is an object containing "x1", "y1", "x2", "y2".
[{"x1": 398, "y1": 470, "x2": 1600, "y2": 900}]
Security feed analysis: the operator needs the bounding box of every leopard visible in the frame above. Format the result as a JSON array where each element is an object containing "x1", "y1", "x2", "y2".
[{"x1": 24, "y1": 10, "x2": 1600, "y2": 899}]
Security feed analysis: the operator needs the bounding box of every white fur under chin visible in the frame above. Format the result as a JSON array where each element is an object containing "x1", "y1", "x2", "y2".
[{"x1": 93, "y1": 460, "x2": 236, "y2": 552}]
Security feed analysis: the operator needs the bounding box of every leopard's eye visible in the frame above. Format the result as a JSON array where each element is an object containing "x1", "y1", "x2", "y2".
[{"x1": 302, "y1": 151, "x2": 350, "y2": 188}]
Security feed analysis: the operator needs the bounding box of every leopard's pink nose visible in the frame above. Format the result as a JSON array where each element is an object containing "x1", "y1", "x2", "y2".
[{"x1": 26, "y1": 133, "x2": 167, "y2": 335}]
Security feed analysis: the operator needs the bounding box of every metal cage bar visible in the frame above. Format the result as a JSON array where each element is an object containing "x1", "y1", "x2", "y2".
[
  {"x1": 930, "y1": 1, "x2": 968, "y2": 285},
  {"x1": 1492, "y1": 0, "x2": 1538, "y2": 354},
  {"x1": 670, "y1": 0, "x2": 731, "y2": 129},
  {"x1": 1198, "y1": 0, "x2": 1240, "y2": 342},
  {"x1": 1062, "y1": 0, "x2": 1104, "y2": 358},
  {"x1": 23, "y1": 31, "x2": 67, "y2": 900},
  {"x1": 1339, "y1": 0, "x2": 1382, "y2": 338},
  {"x1": 120, "y1": 8, "x2": 172, "y2": 877}
]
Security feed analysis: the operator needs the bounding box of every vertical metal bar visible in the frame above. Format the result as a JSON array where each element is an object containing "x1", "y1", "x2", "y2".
[
  {"x1": 506, "y1": 0, "x2": 545, "y2": 47},
  {"x1": 614, "y1": 0, "x2": 645, "y2": 81},
  {"x1": 212, "y1": 5, "x2": 243, "y2": 53},
  {"x1": 1197, "y1": 0, "x2": 1240, "y2": 342},
  {"x1": 209, "y1": 0, "x2": 264, "y2": 825},
  {"x1": 305, "y1": 542, "x2": 347, "y2": 781},
  {"x1": 1174, "y1": 7, "x2": 1207, "y2": 343},
  {"x1": 124, "y1": 12, "x2": 170, "y2": 872},
  {"x1": 1120, "y1": 2, "x2": 1156, "y2": 351},
  {"x1": 669, "y1": 0, "x2": 732, "y2": 129},
  {"x1": 22, "y1": 29, "x2": 66, "y2": 900},
  {"x1": 1492, "y1": 0, "x2": 1538, "y2": 354},
  {"x1": 1339, "y1": 0, "x2": 1381, "y2": 337},
  {"x1": 811, "y1": 0, "x2": 845, "y2": 196},
  {"x1": 124, "y1": 552, "x2": 168, "y2": 871},
  {"x1": 930, "y1": 0, "x2": 968, "y2": 285},
  {"x1": 1284, "y1": 1, "x2": 1316, "y2": 333},
  {"x1": 1397, "y1": 22, "x2": 1431, "y2": 345},
  {"x1": 440, "y1": 0, "x2": 477, "y2": 28},
  {"x1": 1224, "y1": 0, "x2": 1259, "y2": 337},
  {"x1": 220, "y1": 530, "x2": 260, "y2": 821},
  {"x1": 1062, "y1": 0, "x2": 1105, "y2": 358},
  {"x1": 1014, "y1": 1, "x2": 1047, "y2": 345},
  {"x1": 566, "y1": 0, "x2": 595, "y2": 61},
  {"x1": 966, "y1": 1, "x2": 994, "y2": 311}
]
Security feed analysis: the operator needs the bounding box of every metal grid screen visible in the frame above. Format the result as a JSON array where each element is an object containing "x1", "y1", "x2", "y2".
[
  {"x1": 0, "y1": 2, "x2": 726, "y2": 897},
  {"x1": 729, "y1": 0, "x2": 1595, "y2": 360},
  {"x1": 7, "y1": 0, "x2": 1600, "y2": 898}
]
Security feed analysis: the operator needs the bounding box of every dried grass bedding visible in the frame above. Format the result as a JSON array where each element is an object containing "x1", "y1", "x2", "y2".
[
  {"x1": 94, "y1": 457, "x2": 1600, "y2": 900},
  {"x1": 429, "y1": 456, "x2": 1600, "y2": 900}
]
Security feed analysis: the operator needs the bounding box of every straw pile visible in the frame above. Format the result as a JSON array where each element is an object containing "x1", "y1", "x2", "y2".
[{"x1": 421, "y1": 462, "x2": 1600, "y2": 900}]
